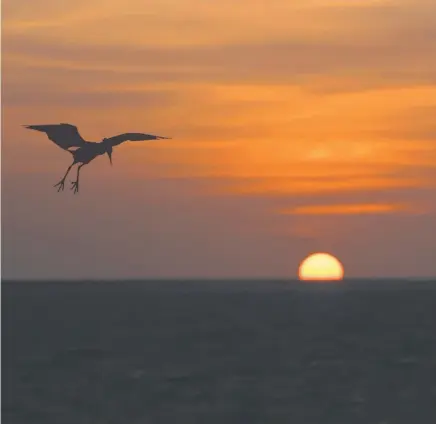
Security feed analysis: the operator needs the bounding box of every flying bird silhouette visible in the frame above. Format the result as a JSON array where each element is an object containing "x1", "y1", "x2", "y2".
[{"x1": 24, "y1": 123, "x2": 171, "y2": 193}]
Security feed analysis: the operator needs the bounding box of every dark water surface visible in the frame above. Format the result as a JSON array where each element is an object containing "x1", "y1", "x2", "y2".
[{"x1": 2, "y1": 279, "x2": 436, "y2": 423}]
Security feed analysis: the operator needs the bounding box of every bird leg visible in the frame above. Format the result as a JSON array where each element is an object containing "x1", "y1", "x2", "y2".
[
  {"x1": 54, "y1": 163, "x2": 74, "y2": 192},
  {"x1": 70, "y1": 164, "x2": 84, "y2": 194}
]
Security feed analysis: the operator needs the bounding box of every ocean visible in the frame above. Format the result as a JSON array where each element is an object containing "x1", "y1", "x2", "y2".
[{"x1": 2, "y1": 279, "x2": 436, "y2": 423}]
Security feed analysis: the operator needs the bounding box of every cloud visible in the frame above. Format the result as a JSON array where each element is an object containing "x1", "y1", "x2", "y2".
[
  {"x1": 280, "y1": 202, "x2": 418, "y2": 216},
  {"x1": 4, "y1": 36, "x2": 436, "y2": 90},
  {"x1": 224, "y1": 176, "x2": 429, "y2": 197},
  {"x1": 3, "y1": 0, "x2": 397, "y2": 46},
  {"x1": 3, "y1": 82, "x2": 177, "y2": 109},
  {"x1": 3, "y1": 0, "x2": 436, "y2": 94},
  {"x1": 378, "y1": 105, "x2": 436, "y2": 142}
]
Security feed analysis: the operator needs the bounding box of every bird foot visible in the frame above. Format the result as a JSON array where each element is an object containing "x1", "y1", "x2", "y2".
[
  {"x1": 70, "y1": 181, "x2": 79, "y2": 194},
  {"x1": 53, "y1": 179, "x2": 65, "y2": 192}
]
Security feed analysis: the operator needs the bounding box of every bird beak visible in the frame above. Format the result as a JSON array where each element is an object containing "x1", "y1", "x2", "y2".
[{"x1": 107, "y1": 150, "x2": 112, "y2": 165}]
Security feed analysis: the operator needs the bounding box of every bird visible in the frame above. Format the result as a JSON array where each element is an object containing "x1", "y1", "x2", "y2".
[{"x1": 24, "y1": 123, "x2": 171, "y2": 194}]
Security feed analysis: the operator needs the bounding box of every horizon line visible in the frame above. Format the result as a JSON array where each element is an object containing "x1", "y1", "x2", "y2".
[{"x1": 2, "y1": 277, "x2": 435, "y2": 283}]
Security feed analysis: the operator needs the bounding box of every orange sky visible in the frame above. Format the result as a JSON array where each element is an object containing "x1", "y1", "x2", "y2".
[{"x1": 2, "y1": 0, "x2": 436, "y2": 279}]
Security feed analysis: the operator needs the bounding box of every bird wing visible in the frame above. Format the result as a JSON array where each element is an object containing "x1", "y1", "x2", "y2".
[
  {"x1": 24, "y1": 123, "x2": 87, "y2": 151},
  {"x1": 104, "y1": 132, "x2": 171, "y2": 147}
]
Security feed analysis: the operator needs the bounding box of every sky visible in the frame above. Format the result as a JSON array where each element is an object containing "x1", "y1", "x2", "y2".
[{"x1": 2, "y1": 0, "x2": 436, "y2": 280}]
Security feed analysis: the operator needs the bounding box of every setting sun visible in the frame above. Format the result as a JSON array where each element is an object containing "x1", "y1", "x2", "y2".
[{"x1": 298, "y1": 253, "x2": 344, "y2": 281}]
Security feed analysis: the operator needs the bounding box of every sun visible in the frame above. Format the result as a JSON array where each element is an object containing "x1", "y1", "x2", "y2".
[{"x1": 298, "y1": 253, "x2": 344, "y2": 281}]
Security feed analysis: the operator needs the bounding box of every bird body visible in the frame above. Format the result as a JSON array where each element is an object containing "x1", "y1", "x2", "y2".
[
  {"x1": 24, "y1": 123, "x2": 171, "y2": 193},
  {"x1": 70, "y1": 141, "x2": 108, "y2": 165}
]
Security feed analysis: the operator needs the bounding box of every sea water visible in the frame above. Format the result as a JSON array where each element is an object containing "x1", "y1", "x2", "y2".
[{"x1": 3, "y1": 279, "x2": 436, "y2": 423}]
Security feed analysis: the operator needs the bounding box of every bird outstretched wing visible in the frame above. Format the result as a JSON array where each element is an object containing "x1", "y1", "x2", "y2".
[
  {"x1": 104, "y1": 133, "x2": 171, "y2": 147},
  {"x1": 24, "y1": 123, "x2": 87, "y2": 151}
]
